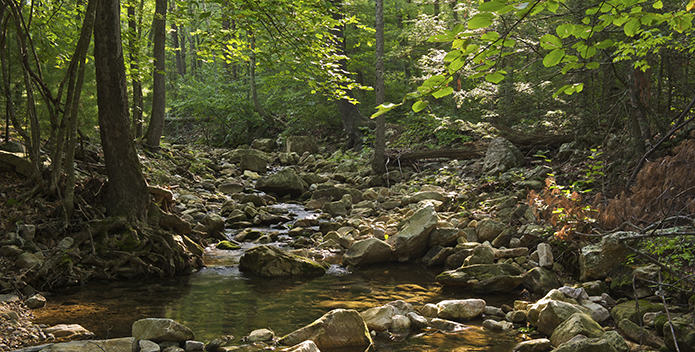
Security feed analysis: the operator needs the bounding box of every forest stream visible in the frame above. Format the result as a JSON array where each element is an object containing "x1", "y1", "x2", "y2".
[{"x1": 32, "y1": 203, "x2": 525, "y2": 352}]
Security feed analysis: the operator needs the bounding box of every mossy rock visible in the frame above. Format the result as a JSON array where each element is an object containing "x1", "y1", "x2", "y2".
[
  {"x1": 611, "y1": 300, "x2": 665, "y2": 324},
  {"x1": 217, "y1": 241, "x2": 241, "y2": 250}
]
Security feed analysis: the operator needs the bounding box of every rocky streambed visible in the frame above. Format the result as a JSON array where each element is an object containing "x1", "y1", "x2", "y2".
[{"x1": 2, "y1": 136, "x2": 695, "y2": 351}]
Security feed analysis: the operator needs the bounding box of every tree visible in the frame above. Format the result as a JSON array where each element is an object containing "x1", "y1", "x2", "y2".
[
  {"x1": 144, "y1": 0, "x2": 167, "y2": 149},
  {"x1": 371, "y1": 0, "x2": 386, "y2": 174},
  {"x1": 94, "y1": 0, "x2": 150, "y2": 221}
]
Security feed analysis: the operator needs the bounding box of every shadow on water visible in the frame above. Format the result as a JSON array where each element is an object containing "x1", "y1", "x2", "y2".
[{"x1": 33, "y1": 203, "x2": 523, "y2": 351}]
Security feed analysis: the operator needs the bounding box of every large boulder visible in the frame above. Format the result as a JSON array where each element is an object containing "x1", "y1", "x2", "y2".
[
  {"x1": 361, "y1": 305, "x2": 395, "y2": 332},
  {"x1": 429, "y1": 228, "x2": 461, "y2": 247},
  {"x1": 535, "y1": 300, "x2": 591, "y2": 337},
  {"x1": 252, "y1": 138, "x2": 277, "y2": 152},
  {"x1": 255, "y1": 168, "x2": 308, "y2": 198},
  {"x1": 278, "y1": 309, "x2": 372, "y2": 350},
  {"x1": 131, "y1": 318, "x2": 194, "y2": 343},
  {"x1": 522, "y1": 267, "x2": 560, "y2": 294},
  {"x1": 286, "y1": 136, "x2": 318, "y2": 155},
  {"x1": 476, "y1": 219, "x2": 505, "y2": 242},
  {"x1": 435, "y1": 263, "x2": 523, "y2": 293},
  {"x1": 239, "y1": 245, "x2": 326, "y2": 277},
  {"x1": 387, "y1": 204, "x2": 438, "y2": 262},
  {"x1": 342, "y1": 238, "x2": 393, "y2": 267},
  {"x1": 550, "y1": 312, "x2": 605, "y2": 346},
  {"x1": 0, "y1": 150, "x2": 32, "y2": 177},
  {"x1": 617, "y1": 318, "x2": 663, "y2": 349},
  {"x1": 435, "y1": 299, "x2": 486, "y2": 321},
  {"x1": 552, "y1": 335, "x2": 618, "y2": 352},
  {"x1": 610, "y1": 300, "x2": 664, "y2": 324},
  {"x1": 663, "y1": 316, "x2": 695, "y2": 352},
  {"x1": 42, "y1": 338, "x2": 135, "y2": 352},
  {"x1": 579, "y1": 233, "x2": 629, "y2": 281},
  {"x1": 482, "y1": 138, "x2": 524, "y2": 175},
  {"x1": 240, "y1": 154, "x2": 267, "y2": 173}
]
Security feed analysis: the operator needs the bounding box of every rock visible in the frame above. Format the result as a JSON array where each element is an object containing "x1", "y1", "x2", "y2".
[
  {"x1": 537, "y1": 243, "x2": 553, "y2": 268},
  {"x1": 390, "y1": 314, "x2": 411, "y2": 331},
  {"x1": 280, "y1": 340, "x2": 321, "y2": 352},
  {"x1": 139, "y1": 339, "x2": 160, "y2": 352},
  {"x1": 202, "y1": 214, "x2": 225, "y2": 234},
  {"x1": 402, "y1": 191, "x2": 446, "y2": 206},
  {"x1": 558, "y1": 286, "x2": 589, "y2": 301},
  {"x1": 387, "y1": 204, "x2": 438, "y2": 262},
  {"x1": 483, "y1": 319, "x2": 513, "y2": 331},
  {"x1": 550, "y1": 312, "x2": 605, "y2": 346},
  {"x1": 25, "y1": 294, "x2": 46, "y2": 309},
  {"x1": 252, "y1": 138, "x2": 277, "y2": 152},
  {"x1": 522, "y1": 267, "x2": 559, "y2": 294},
  {"x1": 491, "y1": 229, "x2": 513, "y2": 248},
  {"x1": 610, "y1": 300, "x2": 664, "y2": 324},
  {"x1": 506, "y1": 310, "x2": 527, "y2": 323},
  {"x1": 601, "y1": 330, "x2": 629, "y2": 352},
  {"x1": 0, "y1": 150, "x2": 32, "y2": 177},
  {"x1": 407, "y1": 312, "x2": 428, "y2": 330},
  {"x1": 342, "y1": 238, "x2": 392, "y2": 267},
  {"x1": 219, "y1": 181, "x2": 245, "y2": 194},
  {"x1": 429, "y1": 228, "x2": 461, "y2": 247},
  {"x1": 436, "y1": 299, "x2": 486, "y2": 321},
  {"x1": 217, "y1": 240, "x2": 241, "y2": 250},
  {"x1": 420, "y1": 303, "x2": 438, "y2": 318},
  {"x1": 278, "y1": 309, "x2": 371, "y2": 350},
  {"x1": 476, "y1": 219, "x2": 505, "y2": 242},
  {"x1": 617, "y1": 318, "x2": 663, "y2": 349},
  {"x1": 527, "y1": 289, "x2": 579, "y2": 325},
  {"x1": 247, "y1": 328, "x2": 275, "y2": 342},
  {"x1": 436, "y1": 263, "x2": 524, "y2": 293},
  {"x1": 552, "y1": 335, "x2": 618, "y2": 352},
  {"x1": 429, "y1": 318, "x2": 469, "y2": 332},
  {"x1": 663, "y1": 316, "x2": 695, "y2": 352},
  {"x1": 43, "y1": 337, "x2": 134, "y2": 352},
  {"x1": 580, "y1": 301, "x2": 611, "y2": 323},
  {"x1": 464, "y1": 244, "x2": 495, "y2": 265},
  {"x1": 286, "y1": 136, "x2": 318, "y2": 155},
  {"x1": 0, "y1": 245, "x2": 22, "y2": 257},
  {"x1": 255, "y1": 168, "x2": 308, "y2": 198},
  {"x1": 482, "y1": 137, "x2": 524, "y2": 175},
  {"x1": 512, "y1": 338, "x2": 552, "y2": 352},
  {"x1": 132, "y1": 318, "x2": 194, "y2": 343},
  {"x1": 14, "y1": 252, "x2": 41, "y2": 269},
  {"x1": 535, "y1": 300, "x2": 591, "y2": 336},
  {"x1": 239, "y1": 245, "x2": 326, "y2": 277},
  {"x1": 185, "y1": 340, "x2": 205, "y2": 350},
  {"x1": 495, "y1": 247, "x2": 529, "y2": 259},
  {"x1": 361, "y1": 305, "x2": 394, "y2": 332},
  {"x1": 579, "y1": 232, "x2": 629, "y2": 281},
  {"x1": 44, "y1": 324, "x2": 95, "y2": 340},
  {"x1": 422, "y1": 246, "x2": 454, "y2": 267},
  {"x1": 322, "y1": 200, "x2": 348, "y2": 217},
  {"x1": 240, "y1": 153, "x2": 267, "y2": 173}
]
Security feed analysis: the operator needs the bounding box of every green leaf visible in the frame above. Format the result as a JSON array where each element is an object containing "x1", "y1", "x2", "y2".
[
  {"x1": 412, "y1": 100, "x2": 429, "y2": 112},
  {"x1": 595, "y1": 39, "x2": 614, "y2": 49},
  {"x1": 624, "y1": 18, "x2": 641, "y2": 37},
  {"x1": 540, "y1": 34, "x2": 563, "y2": 49},
  {"x1": 586, "y1": 62, "x2": 600, "y2": 69},
  {"x1": 479, "y1": 0, "x2": 506, "y2": 12},
  {"x1": 444, "y1": 50, "x2": 462, "y2": 62},
  {"x1": 371, "y1": 102, "x2": 401, "y2": 119},
  {"x1": 543, "y1": 48, "x2": 565, "y2": 67},
  {"x1": 556, "y1": 24, "x2": 574, "y2": 38},
  {"x1": 688, "y1": 0, "x2": 695, "y2": 11},
  {"x1": 485, "y1": 71, "x2": 505, "y2": 83},
  {"x1": 422, "y1": 75, "x2": 447, "y2": 87},
  {"x1": 433, "y1": 87, "x2": 454, "y2": 98},
  {"x1": 481, "y1": 31, "x2": 500, "y2": 41},
  {"x1": 449, "y1": 57, "x2": 466, "y2": 72},
  {"x1": 468, "y1": 13, "x2": 494, "y2": 29}
]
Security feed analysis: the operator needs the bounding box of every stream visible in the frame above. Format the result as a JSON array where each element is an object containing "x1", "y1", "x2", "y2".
[{"x1": 33, "y1": 204, "x2": 525, "y2": 351}]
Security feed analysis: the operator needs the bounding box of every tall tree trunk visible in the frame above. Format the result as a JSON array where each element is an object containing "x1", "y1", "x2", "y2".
[
  {"x1": 144, "y1": 0, "x2": 166, "y2": 149},
  {"x1": 371, "y1": 0, "x2": 386, "y2": 175},
  {"x1": 170, "y1": 0, "x2": 184, "y2": 78},
  {"x1": 127, "y1": 0, "x2": 144, "y2": 138},
  {"x1": 94, "y1": 0, "x2": 150, "y2": 222},
  {"x1": 248, "y1": 33, "x2": 271, "y2": 126},
  {"x1": 63, "y1": 0, "x2": 97, "y2": 219}
]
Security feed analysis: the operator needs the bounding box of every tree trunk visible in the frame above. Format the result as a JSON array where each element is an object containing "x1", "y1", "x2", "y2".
[
  {"x1": 127, "y1": 0, "x2": 144, "y2": 138},
  {"x1": 94, "y1": 0, "x2": 150, "y2": 222},
  {"x1": 170, "y1": 0, "x2": 184, "y2": 78},
  {"x1": 144, "y1": 0, "x2": 166, "y2": 149},
  {"x1": 371, "y1": 0, "x2": 386, "y2": 175}
]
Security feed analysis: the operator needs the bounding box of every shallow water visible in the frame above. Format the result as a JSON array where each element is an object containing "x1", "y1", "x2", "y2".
[{"x1": 33, "y1": 203, "x2": 524, "y2": 351}]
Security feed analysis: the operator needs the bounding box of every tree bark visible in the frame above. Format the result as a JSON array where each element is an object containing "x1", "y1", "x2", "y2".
[
  {"x1": 144, "y1": 0, "x2": 166, "y2": 149},
  {"x1": 371, "y1": 0, "x2": 386, "y2": 175},
  {"x1": 127, "y1": 0, "x2": 144, "y2": 138},
  {"x1": 94, "y1": 0, "x2": 150, "y2": 222}
]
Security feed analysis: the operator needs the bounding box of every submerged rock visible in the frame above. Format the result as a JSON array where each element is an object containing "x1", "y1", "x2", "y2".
[
  {"x1": 239, "y1": 245, "x2": 326, "y2": 277},
  {"x1": 435, "y1": 263, "x2": 523, "y2": 293}
]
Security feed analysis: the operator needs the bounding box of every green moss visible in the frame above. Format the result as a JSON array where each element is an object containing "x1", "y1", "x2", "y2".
[
  {"x1": 114, "y1": 228, "x2": 142, "y2": 252},
  {"x1": 217, "y1": 241, "x2": 241, "y2": 250}
]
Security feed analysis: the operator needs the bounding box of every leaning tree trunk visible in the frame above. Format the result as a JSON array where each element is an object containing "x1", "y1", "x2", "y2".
[
  {"x1": 144, "y1": 0, "x2": 166, "y2": 149},
  {"x1": 94, "y1": 0, "x2": 150, "y2": 222}
]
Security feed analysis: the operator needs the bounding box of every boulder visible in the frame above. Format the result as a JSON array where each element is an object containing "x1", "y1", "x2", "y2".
[
  {"x1": 0, "y1": 150, "x2": 32, "y2": 177},
  {"x1": 247, "y1": 328, "x2": 275, "y2": 342},
  {"x1": 139, "y1": 340, "x2": 160, "y2": 352},
  {"x1": 25, "y1": 294, "x2": 46, "y2": 309},
  {"x1": 610, "y1": 300, "x2": 664, "y2": 324},
  {"x1": 535, "y1": 300, "x2": 591, "y2": 336},
  {"x1": 429, "y1": 318, "x2": 469, "y2": 332},
  {"x1": 579, "y1": 233, "x2": 629, "y2": 281},
  {"x1": 435, "y1": 263, "x2": 523, "y2": 293},
  {"x1": 580, "y1": 301, "x2": 611, "y2": 323},
  {"x1": 132, "y1": 318, "x2": 194, "y2": 343},
  {"x1": 44, "y1": 324, "x2": 95, "y2": 340},
  {"x1": 278, "y1": 309, "x2": 372, "y2": 350},
  {"x1": 14, "y1": 252, "x2": 41, "y2": 269},
  {"x1": 401, "y1": 191, "x2": 446, "y2": 206},
  {"x1": 286, "y1": 136, "x2": 318, "y2": 155},
  {"x1": 387, "y1": 204, "x2": 438, "y2": 262},
  {"x1": 512, "y1": 338, "x2": 552, "y2": 352},
  {"x1": 240, "y1": 154, "x2": 267, "y2": 173},
  {"x1": 280, "y1": 340, "x2": 320, "y2": 352},
  {"x1": 663, "y1": 316, "x2": 695, "y2": 352},
  {"x1": 550, "y1": 312, "x2": 605, "y2": 346},
  {"x1": 617, "y1": 318, "x2": 663, "y2": 349},
  {"x1": 429, "y1": 228, "x2": 461, "y2": 247},
  {"x1": 202, "y1": 214, "x2": 225, "y2": 234},
  {"x1": 343, "y1": 238, "x2": 392, "y2": 267},
  {"x1": 464, "y1": 244, "x2": 495, "y2": 265},
  {"x1": 361, "y1": 305, "x2": 394, "y2": 332},
  {"x1": 422, "y1": 246, "x2": 454, "y2": 267},
  {"x1": 239, "y1": 245, "x2": 326, "y2": 277},
  {"x1": 436, "y1": 299, "x2": 486, "y2": 321},
  {"x1": 482, "y1": 137, "x2": 524, "y2": 175},
  {"x1": 537, "y1": 243, "x2": 553, "y2": 268},
  {"x1": 552, "y1": 335, "x2": 618, "y2": 352},
  {"x1": 252, "y1": 138, "x2": 277, "y2": 152},
  {"x1": 44, "y1": 337, "x2": 135, "y2": 352},
  {"x1": 476, "y1": 219, "x2": 505, "y2": 242},
  {"x1": 255, "y1": 168, "x2": 308, "y2": 198},
  {"x1": 527, "y1": 289, "x2": 580, "y2": 325},
  {"x1": 407, "y1": 312, "x2": 429, "y2": 330},
  {"x1": 522, "y1": 267, "x2": 559, "y2": 294},
  {"x1": 390, "y1": 314, "x2": 411, "y2": 331}
]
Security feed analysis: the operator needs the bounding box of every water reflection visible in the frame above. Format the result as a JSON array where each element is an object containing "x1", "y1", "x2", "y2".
[{"x1": 35, "y1": 248, "x2": 522, "y2": 351}]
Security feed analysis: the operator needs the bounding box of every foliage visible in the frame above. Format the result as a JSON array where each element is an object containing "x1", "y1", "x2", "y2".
[{"x1": 393, "y1": 112, "x2": 474, "y2": 149}]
